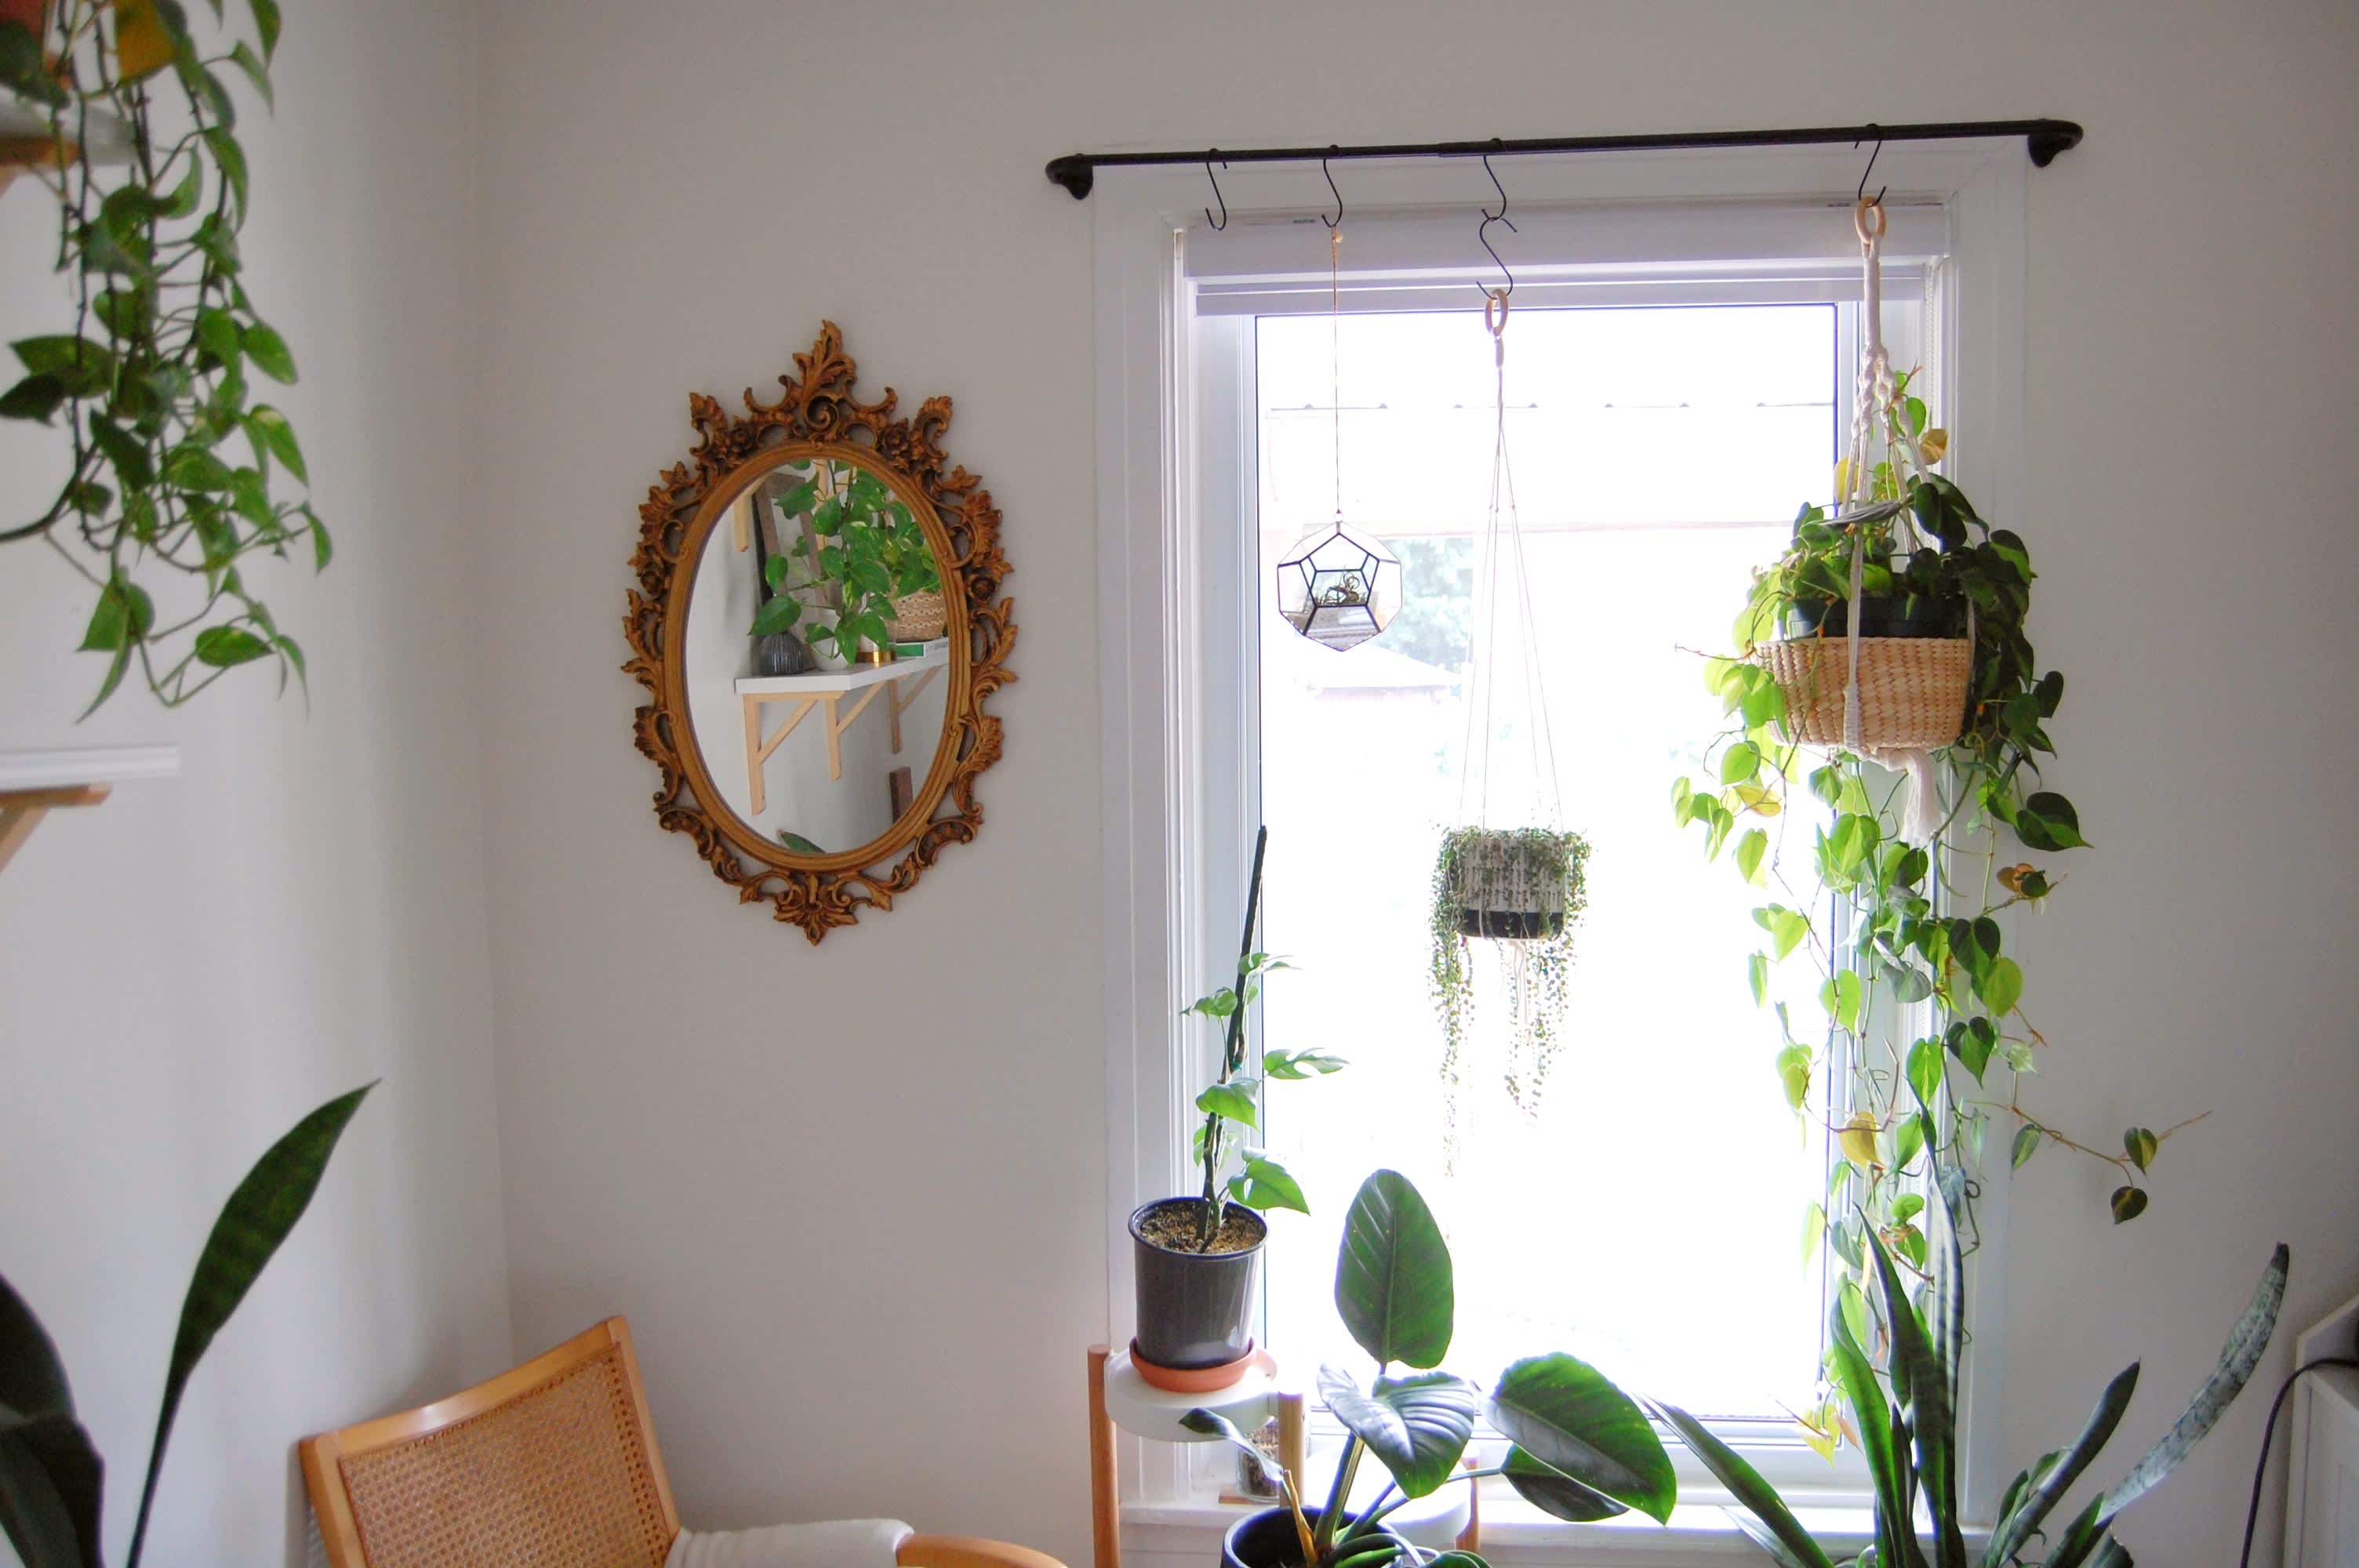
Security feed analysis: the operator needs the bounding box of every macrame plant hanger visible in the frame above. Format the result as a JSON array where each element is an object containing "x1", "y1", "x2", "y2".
[
  {"x1": 1431, "y1": 190, "x2": 1589, "y2": 1168},
  {"x1": 1833, "y1": 194, "x2": 1969, "y2": 843}
]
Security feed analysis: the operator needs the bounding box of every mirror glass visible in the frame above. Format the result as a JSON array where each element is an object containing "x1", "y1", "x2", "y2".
[{"x1": 681, "y1": 448, "x2": 953, "y2": 858}]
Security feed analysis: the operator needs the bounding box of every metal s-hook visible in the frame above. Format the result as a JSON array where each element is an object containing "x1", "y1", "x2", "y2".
[
  {"x1": 1320, "y1": 148, "x2": 1343, "y2": 230},
  {"x1": 1204, "y1": 153, "x2": 1228, "y2": 231},
  {"x1": 1855, "y1": 125, "x2": 1886, "y2": 206},
  {"x1": 1474, "y1": 147, "x2": 1517, "y2": 300}
]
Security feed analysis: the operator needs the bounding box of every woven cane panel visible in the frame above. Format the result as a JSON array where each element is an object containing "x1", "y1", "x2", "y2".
[
  {"x1": 339, "y1": 1348, "x2": 672, "y2": 1568},
  {"x1": 1760, "y1": 635, "x2": 1972, "y2": 753}
]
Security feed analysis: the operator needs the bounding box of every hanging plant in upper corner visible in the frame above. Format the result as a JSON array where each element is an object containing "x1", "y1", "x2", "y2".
[
  {"x1": 1427, "y1": 278, "x2": 1590, "y2": 1158},
  {"x1": 0, "y1": 0, "x2": 323, "y2": 714},
  {"x1": 1670, "y1": 201, "x2": 2200, "y2": 1446}
]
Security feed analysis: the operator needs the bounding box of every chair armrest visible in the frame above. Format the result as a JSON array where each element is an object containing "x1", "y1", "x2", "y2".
[{"x1": 896, "y1": 1533, "x2": 1067, "y2": 1568}]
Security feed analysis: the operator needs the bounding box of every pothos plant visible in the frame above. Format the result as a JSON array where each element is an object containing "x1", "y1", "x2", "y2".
[
  {"x1": 750, "y1": 457, "x2": 942, "y2": 659},
  {"x1": 1428, "y1": 826, "x2": 1589, "y2": 1137},
  {"x1": 0, "y1": 0, "x2": 324, "y2": 713},
  {"x1": 1673, "y1": 383, "x2": 2197, "y2": 1457},
  {"x1": 1183, "y1": 826, "x2": 1344, "y2": 1248}
]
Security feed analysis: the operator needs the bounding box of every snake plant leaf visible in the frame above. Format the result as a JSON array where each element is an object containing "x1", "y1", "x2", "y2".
[
  {"x1": 2098, "y1": 1242, "x2": 2288, "y2": 1526},
  {"x1": 1500, "y1": 1446, "x2": 1625, "y2": 1523},
  {"x1": 1980, "y1": 1363, "x2": 2138, "y2": 1568},
  {"x1": 1333, "y1": 1170, "x2": 1452, "y2": 1369},
  {"x1": 126, "y1": 1083, "x2": 375, "y2": 1566},
  {"x1": 1865, "y1": 1232, "x2": 1965, "y2": 1568},
  {"x1": 1488, "y1": 1353, "x2": 1676, "y2": 1523},
  {"x1": 0, "y1": 1274, "x2": 102, "y2": 1568},
  {"x1": 2084, "y1": 1539, "x2": 2132, "y2": 1568},
  {"x1": 1317, "y1": 1366, "x2": 1478, "y2": 1499},
  {"x1": 1928, "y1": 1167, "x2": 1967, "y2": 1401},
  {"x1": 2035, "y1": 1493, "x2": 2112, "y2": 1568},
  {"x1": 1645, "y1": 1399, "x2": 1831, "y2": 1568},
  {"x1": 1827, "y1": 1307, "x2": 1924, "y2": 1568}
]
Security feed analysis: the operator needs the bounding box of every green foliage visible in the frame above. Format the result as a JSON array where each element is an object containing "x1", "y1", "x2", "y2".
[
  {"x1": 1187, "y1": 1170, "x2": 1676, "y2": 1568},
  {"x1": 751, "y1": 459, "x2": 941, "y2": 656},
  {"x1": 2, "y1": 2, "x2": 321, "y2": 713},
  {"x1": 0, "y1": 1082, "x2": 373, "y2": 1568},
  {"x1": 1429, "y1": 826, "x2": 1590, "y2": 1150},
  {"x1": 1176, "y1": 829, "x2": 1342, "y2": 1248}
]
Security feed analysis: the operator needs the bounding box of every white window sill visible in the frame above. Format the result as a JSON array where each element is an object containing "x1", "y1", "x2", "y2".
[{"x1": 1121, "y1": 1481, "x2": 1883, "y2": 1566}]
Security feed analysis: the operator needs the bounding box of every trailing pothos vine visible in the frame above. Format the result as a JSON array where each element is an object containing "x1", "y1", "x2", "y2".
[
  {"x1": 1671, "y1": 383, "x2": 2198, "y2": 1458},
  {"x1": 0, "y1": 0, "x2": 322, "y2": 713}
]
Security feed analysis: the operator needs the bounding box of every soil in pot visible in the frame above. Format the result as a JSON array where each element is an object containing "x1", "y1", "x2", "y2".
[{"x1": 1131, "y1": 1197, "x2": 1266, "y2": 1374}]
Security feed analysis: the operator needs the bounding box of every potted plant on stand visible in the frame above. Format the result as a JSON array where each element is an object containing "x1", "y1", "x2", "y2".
[
  {"x1": 1183, "y1": 1168, "x2": 1677, "y2": 1568},
  {"x1": 1131, "y1": 827, "x2": 1344, "y2": 1390}
]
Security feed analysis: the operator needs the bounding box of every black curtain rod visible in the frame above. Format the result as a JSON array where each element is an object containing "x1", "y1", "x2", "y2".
[{"x1": 1044, "y1": 119, "x2": 2082, "y2": 200}]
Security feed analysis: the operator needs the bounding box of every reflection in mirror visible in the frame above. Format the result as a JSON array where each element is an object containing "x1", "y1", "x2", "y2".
[{"x1": 682, "y1": 452, "x2": 952, "y2": 858}]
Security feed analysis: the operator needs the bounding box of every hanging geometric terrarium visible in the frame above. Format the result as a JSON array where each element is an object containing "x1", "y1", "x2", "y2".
[{"x1": 1275, "y1": 523, "x2": 1400, "y2": 651}]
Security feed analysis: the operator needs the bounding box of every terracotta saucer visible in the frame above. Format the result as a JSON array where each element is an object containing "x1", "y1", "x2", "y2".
[{"x1": 1128, "y1": 1338, "x2": 1267, "y2": 1394}]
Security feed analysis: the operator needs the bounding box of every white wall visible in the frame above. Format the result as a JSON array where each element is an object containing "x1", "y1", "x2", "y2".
[
  {"x1": 471, "y1": 2, "x2": 2357, "y2": 1566},
  {"x1": 0, "y1": 2, "x2": 510, "y2": 1563}
]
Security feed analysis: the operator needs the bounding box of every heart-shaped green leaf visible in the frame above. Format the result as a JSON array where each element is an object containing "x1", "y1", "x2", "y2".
[
  {"x1": 1317, "y1": 1367, "x2": 1477, "y2": 1499},
  {"x1": 1333, "y1": 1171, "x2": 1452, "y2": 1369},
  {"x1": 1487, "y1": 1353, "x2": 1676, "y2": 1525}
]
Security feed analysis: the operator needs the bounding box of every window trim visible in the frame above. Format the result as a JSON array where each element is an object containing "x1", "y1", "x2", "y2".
[{"x1": 1090, "y1": 140, "x2": 2030, "y2": 1546}]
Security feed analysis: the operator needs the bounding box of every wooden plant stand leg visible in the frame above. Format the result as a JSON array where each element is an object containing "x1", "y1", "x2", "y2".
[{"x1": 1088, "y1": 1346, "x2": 1120, "y2": 1568}]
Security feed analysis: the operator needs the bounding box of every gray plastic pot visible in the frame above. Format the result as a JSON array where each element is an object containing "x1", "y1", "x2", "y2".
[{"x1": 1129, "y1": 1197, "x2": 1266, "y2": 1371}]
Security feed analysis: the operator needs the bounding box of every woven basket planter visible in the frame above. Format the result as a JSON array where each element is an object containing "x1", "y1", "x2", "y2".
[
  {"x1": 886, "y1": 590, "x2": 947, "y2": 642},
  {"x1": 1758, "y1": 634, "x2": 1971, "y2": 753}
]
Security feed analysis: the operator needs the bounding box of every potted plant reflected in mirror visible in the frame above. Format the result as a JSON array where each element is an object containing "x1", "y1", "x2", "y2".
[
  {"x1": 750, "y1": 456, "x2": 942, "y2": 670},
  {"x1": 1186, "y1": 1169, "x2": 1676, "y2": 1568},
  {"x1": 1132, "y1": 829, "x2": 1343, "y2": 1390}
]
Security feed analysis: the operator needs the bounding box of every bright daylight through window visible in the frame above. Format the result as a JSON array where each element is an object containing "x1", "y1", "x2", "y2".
[{"x1": 1249, "y1": 303, "x2": 1841, "y2": 1425}]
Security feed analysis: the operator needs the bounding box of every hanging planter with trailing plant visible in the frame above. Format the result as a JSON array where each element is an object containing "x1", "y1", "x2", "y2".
[{"x1": 0, "y1": 0, "x2": 323, "y2": 713}]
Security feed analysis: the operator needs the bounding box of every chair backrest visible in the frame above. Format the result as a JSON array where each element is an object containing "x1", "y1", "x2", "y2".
[{"x1": 300, "y1": 1317, "x2": 683, "y2": 1568}]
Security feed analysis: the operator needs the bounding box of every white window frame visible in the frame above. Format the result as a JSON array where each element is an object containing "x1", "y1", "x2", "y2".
[{"x1": 1092, "y1": 141, "x2": 2029, "y2": 1559}]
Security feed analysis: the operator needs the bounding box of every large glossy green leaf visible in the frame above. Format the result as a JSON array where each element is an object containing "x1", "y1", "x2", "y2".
[
  {"x1": 0, "y1": 1274, "x2": 100, "y2": 1568},
  {"x1": 1866, "y1": 1234, "x2": 1964, "y2": 1568},
  {"x1": 1980, "y1": 1363, "x2": 2138, "y2": 1568},
  {"x1": 127, "y1": 1083, "x2": 374, "y2": 1566},
  {"x1": 1317, "y1": 1366, "x2": 1477, "y2": 1499},
  {"x1": 1333, "y1": 1171, "x2": 1452, "y2": 1369},
  {"x1": 1646, "y1": 1399, "x2": 1830, "y2": 1568},
  {"x1": 2099, "y1": 1242, "x2": 2288, "y2": 1526},
  {"x1": 1500, "y1": 1446, "x2": 1623, "y2": 1523},
  {"x1": 1487, "y1": 1354, "x2": 1675, "y2": 1525}
]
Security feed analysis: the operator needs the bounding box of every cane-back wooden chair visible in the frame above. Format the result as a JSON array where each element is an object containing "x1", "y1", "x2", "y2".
[{"x1": 300, "y1": 1317, "x2": 1062, "y2": 1568}]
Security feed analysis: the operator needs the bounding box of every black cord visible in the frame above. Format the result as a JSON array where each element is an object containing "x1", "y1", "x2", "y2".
[{"x1": 2238, "y1": 1355, "x2": 2359, "y2": 1568}]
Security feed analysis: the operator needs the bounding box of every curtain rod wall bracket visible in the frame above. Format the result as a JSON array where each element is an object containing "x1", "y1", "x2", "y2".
[{"x1": 1044, "y1": 118, "x2": 2083, "y2": 200}]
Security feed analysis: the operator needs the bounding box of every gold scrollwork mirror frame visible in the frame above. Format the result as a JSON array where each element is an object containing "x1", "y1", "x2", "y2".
[{"x1": 623, "y1": 323, "x2": 1015, "y2": 942}]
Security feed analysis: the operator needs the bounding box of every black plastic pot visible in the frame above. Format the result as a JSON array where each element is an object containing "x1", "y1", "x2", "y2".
[
  {"x1": 1223, "y1": 1508, "x2": 1405, "y2": 1568},
  {"x1": 1130, "y1": 1197, "x2": 1266, "y2": 1371},
  {"x1": 1783, "y1": 591, "x2": 1964, "y2": 640},
  {"x1": 1452, "y1": 907, "x2": 1565, "y2": 940}
]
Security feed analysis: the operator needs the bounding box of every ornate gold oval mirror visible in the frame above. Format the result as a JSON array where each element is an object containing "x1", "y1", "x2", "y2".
[{"x1": 625, "y1": 324, "x2": 1014, "y2": 942}]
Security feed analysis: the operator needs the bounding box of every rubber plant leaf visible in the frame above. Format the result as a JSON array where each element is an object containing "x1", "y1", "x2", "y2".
[
  {"x1": 1865, "y1": 1232, "x2": 1965, "y2": 1568},
  {"x1": 1499, "y1": 1446, "x2": 1625, "y2": 1523},
  {"x1": 1317, "y1": 1366, "x2": 1478, "y2": 1499},
  {"x1": 1487, "y1": 1353, "x2": 1676, "y2": 1524},
  {"x1": 125, "y1": 1083, "x2": 375, "y2": 1567},
  {"x1": 1645, "y1": 1399, "x2": 1831, "y2": 1568},
  {"x1": 1332, "y1": 1170, "x2": 1452, "y2": 1370},
  {"x1": 0, "y1": 1273, "x2": 101, "y2": 1568},
  {"x1": 2098, "y1": 1242, "x2": 2288, "y2": 1526},
  {"x1": 1979, "y1": 1363, "x2": 2138, "y2": 1568}
]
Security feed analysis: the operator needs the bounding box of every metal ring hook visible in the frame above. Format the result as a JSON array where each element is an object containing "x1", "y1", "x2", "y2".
[
  {"x1": 1204, "y1": 154, "x2": 1228, "y2": 232},
  {"x1": 1474, "y1": 150, "x2": 1517, "y2": 300},
  {"x1": 1320, "y1": 149, "x2": 1343, "y2": 230},
  {"x1": 1855, "y1": 126, "x2": 1886, "y2": 207}
]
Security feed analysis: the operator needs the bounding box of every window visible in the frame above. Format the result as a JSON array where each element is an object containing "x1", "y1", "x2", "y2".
[
  {"x1": 1092, "y1": 144, "x2": 2029, "y2": 1531},
  {"x1": 1250, "y1": 303, "x2": 1839, "y2": 1424}
]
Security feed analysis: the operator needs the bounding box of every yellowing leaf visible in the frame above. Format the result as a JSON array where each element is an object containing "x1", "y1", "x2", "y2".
[
  {"x1": 1833, "y1": 456, "x2": 1855, "y2": 499},
  {"x1": 1918, "y1": 429, "x2": 1950, "y2": 463},
  {"x1": 1732, "y1": 783, "x2": 1783, "y2": 818},
  {"x1": 112, "y1": 0, "x2": 174, "y2": 80},
  {"x1": 1838, "y1": 1112, "x2": 1881, "y2": 1170}
]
